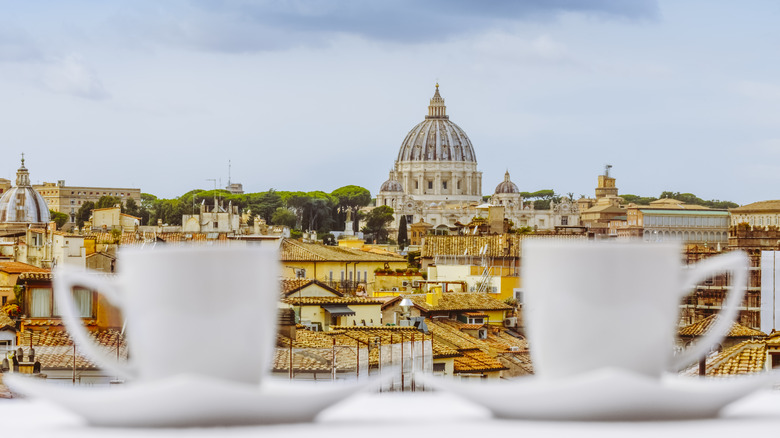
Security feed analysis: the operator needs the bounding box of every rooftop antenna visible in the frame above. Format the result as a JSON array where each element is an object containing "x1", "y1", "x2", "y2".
[
  {"x1": 604, "y1": 164, "x2": 612, "y2": 178},
  {"x1": 228, "y1": 160, "x2": 232, "y2": 187}
]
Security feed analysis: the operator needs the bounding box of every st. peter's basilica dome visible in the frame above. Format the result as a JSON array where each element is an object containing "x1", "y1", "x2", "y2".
[{"x1": 395, "y1": 84, "x2": 477, "y2": 163}]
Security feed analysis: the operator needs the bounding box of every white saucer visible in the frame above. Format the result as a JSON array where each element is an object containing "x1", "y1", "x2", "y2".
[
  {"x1": 4, "y1": 374, "x2": 370, "y2": 427},
  {"x1": 417, "y1": 368, "x2": 774, "y2": 421}
]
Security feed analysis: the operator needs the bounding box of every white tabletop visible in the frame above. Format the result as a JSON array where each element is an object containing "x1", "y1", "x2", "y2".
[{"x1": 2, "y1": 389, "x2": 779, "y2": 438}]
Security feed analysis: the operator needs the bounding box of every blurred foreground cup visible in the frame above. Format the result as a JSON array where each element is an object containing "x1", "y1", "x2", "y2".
[
  {"x1": 54, "y1": 245, "x2": 279, "y2": 384},
  {"x1": 521, "y1": 239, "x2": 747, "y2": 380}
]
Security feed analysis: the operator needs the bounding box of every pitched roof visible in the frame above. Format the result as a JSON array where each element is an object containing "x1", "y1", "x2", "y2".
[
  {"x1": 280, "y1": 239, "x2": 404, "y2": 262},
  {"x1": 678, "y1": 314, "x2": 767, "y2": 338},
  {"x1": 281, "y1": 279, "x2": 342, "y2": 297},
  {"x1": 731, "y1": 200, "x2": 780, "y2": 213},
  {"x1": 422, "y1": 235, "x2": 523, "y2": 258},
  {"x1": 425, "y1": 319, "x2": 509, "y2": 373},
  {"x1": 17, "y1": 329, "x2": 127, "y2": 370},
  {"x1": 455, "y1": 349, "x2": 508, "y2": 373},
  {"x1": 284, "y1": 296, "x2": 384, "y2": 306},
  {"x1": 0, "y1": 261, "x2": 48, "y2": 275},
  {"x1": 275, "y1": 326, "x2": 421, "y2": 371},
  {"x1": 0, "y1": 310, "x2": 15, "y2": 331},
  {"x1": 643, "y1": 198, "x2": 712, "y2": 210},
  {"x1": 387, "y1": 293, "x2": 512, "y2": 312},
  {"x1": 686, "y1": 331, "x2": 780, "y2": 377}
]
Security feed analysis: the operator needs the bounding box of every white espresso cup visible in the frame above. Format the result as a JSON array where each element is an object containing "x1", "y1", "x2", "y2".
[
  {"x1": 54, "y1": 245, "x2": 280, "y2": 384},
  {"x1": 521, "y1": 240, "x2": 748, "y2": 380}
]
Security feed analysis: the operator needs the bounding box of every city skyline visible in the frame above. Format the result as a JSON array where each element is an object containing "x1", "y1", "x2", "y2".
[{"x1": 2, "y1": 1, "x2": 780, "y2": 205}]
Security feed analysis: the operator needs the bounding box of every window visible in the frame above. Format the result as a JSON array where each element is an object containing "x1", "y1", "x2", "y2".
[
  {"x1": 213, "y1": 222, "x2": 218, "y2": 228},
  {"x1": 442, "y1": 181, "x2": 447, "y2": 189},
  {"x1": 415, "y1": 181, "x2": 419, "y2": 189},
  {"x1": 433, "y1": 363, "x2": 446, "y2": 374},
  {"x1": 428, "y1": 181, "x2": 433, "y2": 190},
  {"x1": 772, "y1": 353, "x2": 780, "y2": 369},
  {"x1": 457, "y1": 181, "x2": 461, "y2": 190},
  {"x1": 561, "y1": 216, "x2": 568, "y2": 226},
  {"x1": 30, "y1": 287, "x2": 93, "y2": 318}
]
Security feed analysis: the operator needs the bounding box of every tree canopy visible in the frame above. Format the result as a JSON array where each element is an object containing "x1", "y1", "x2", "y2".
[
  {"x1": 620, "y1": 192, "x2": 738, "y2": 209},
  {"x1": 49, "y1": 210, "x2": 68, "y2": 229},
  {"x1": 363, "y1": 205, "x2": 395, "y2": 243}
]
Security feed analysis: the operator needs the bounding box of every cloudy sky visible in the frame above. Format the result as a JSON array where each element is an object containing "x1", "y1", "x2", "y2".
[{"x1": 2, "y1": 0, "x2": 779, "y2": 205}]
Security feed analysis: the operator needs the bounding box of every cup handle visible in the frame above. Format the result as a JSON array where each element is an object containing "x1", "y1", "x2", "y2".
[
  {"x1": 54, "y1": 268, "x2": 136, "y2": 379},
  {"x1": 671, "y1": 250, "x2": 749, "y2": 371}
]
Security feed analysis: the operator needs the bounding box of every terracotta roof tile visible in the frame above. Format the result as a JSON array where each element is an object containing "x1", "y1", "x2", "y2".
[
  {"x1": 730, "y1": 200, "x2": 780, "y2": 212},
  {"x1": 454, "y1": 349, "x2": 508, "y2": 373},
  {"x1": 280, "y1": 239, "x2": 404, "y2": 262},
  {"x1": 284, "y1": 297, "x2": 384, "y2": 306},
  {"x1": 0, "y1": 261, "x2": 48, "y2": 274},
  {"x1": 0, "y1": 310, "x2": 14, "y2": 330},
  {"x1": 17, "y1": 272, "x2": 53, "y2": 282},
  {"x1": 679, "y1": 314, "x2": 767, "y2": 338},
  {"x1": 404, "y1": 293, "x2": 512, "y2": 312},
  {"x1": 280, "y1": 279, "x2": 342, "y2": 297},
  {"x1": 422, "y1": 235, "x2": 524, "y2": 259},
  {"x1": 17, "y1": 329, "x2": 127, "y2": 370},
  {"x1": 684, "y1": 332, "x2": 780, "y2": 377}
]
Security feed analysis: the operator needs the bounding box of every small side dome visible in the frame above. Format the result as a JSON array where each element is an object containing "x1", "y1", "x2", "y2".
[
  {"x1": 380, "y1": 172, "x2": 404, "y2": 192},
  {"x1": 494, "y1": 170, "x2": 519, "y2": 194}
]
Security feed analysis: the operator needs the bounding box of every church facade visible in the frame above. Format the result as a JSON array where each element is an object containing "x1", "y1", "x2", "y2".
[{"x1": 376, "y1": 85, "x2": 579, "y2": 235}]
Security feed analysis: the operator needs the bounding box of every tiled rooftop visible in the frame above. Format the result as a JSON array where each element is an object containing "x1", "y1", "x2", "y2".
[
  {"x1": 422, "y1": 235, "x2": 524, "y2": 258},
  {"x1": 455, "y1": 349, "x2": 508, "y2": 373},
  {"x1": 688, "y1": 331, "x2": 780, "y2": 377},
  {"x1": 678, "y1": 314, "x2": 767, "y2": 338},
  {"x1": 0, "y1": 261, "x2": 48, "y2": 274},
  {"x1": 0, "y1": 310, "x2": 14, "y2": 330},
  {"x1": 400, "y1": 293, "x2": 512, "y2": 312},
  {"x1": 730, "y1": 200, "x2": 780, "y2": 212},
  {"x1": 281, "y1": 278, "x2": 342, "y2": 297},
  {"x1": 17, "y1": 329, "x2": 127, "y2": 370},
  {"x1": 284, "y1": 296, "x2": 384, "y2": 306},
  {"x1": 17, "y1": 272, "x2": 53, "y2": 282},
  {"x1": 280, "y1": 239, "x2": 405, "y2": 262}
]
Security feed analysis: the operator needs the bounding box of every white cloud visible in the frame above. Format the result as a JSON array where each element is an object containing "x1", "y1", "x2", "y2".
[{"x1": 40, "y1": 55, "x2": 109, "y2": 100}]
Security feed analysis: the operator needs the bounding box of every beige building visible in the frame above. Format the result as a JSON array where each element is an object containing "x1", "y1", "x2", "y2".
[
  {"x1": 13, "y1": 227, "x2": 86, "y2": 270},
  {"x1": 34, "y1": 180, "x2": 141, "y2": 224},
  {"x1": 92, "y1": 206, "x2": 141, "y2": 232},
  {"x1": 182, "y1": 201, "x2": 241, "y2": 234},
  {"x1": 730, "y1": 200, "x2": 780, "y2": 228},
  {"x1": 620, "y1": 198, "x2": 729, "y2": 244},
  {"x1": 280, "y1": 238, "x2": 407, "y2": 295},
  {"x1": 579, "y1": 168, "x2": 626, "y2": 236}
]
